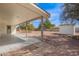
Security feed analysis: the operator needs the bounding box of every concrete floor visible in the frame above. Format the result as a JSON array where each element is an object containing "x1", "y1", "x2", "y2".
[{"x1": 0, "y1": 34, "x2": 41, "y2": 54}]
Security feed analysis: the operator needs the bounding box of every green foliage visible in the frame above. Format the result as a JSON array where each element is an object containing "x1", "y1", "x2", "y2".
[
  {"x1": 18, "y1": 23, "x2": 26, "y2": 30},
  {"x1": 38, "y1": 23, "x2": 41, "y2": 30},
  {"x1": 44, "y1": 20, "x2": 54, "y2": 29},
  {"x1": 17, "y1": 22, "x2": 35, "y2": 32},
  {"x1": 61, "y1": 3, "x2": 79, "y2": 24},
  {"x1": 26, "y1": 23, "x2": 35, "y2": 31},
  {"x1": 17, "y1": 20, "x2": 55, "y2": 31},
  {"x1": 38, "y1": 20, "x2": 55, "y2": 30}
]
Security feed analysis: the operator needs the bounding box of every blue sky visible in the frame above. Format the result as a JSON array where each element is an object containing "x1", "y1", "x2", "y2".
[{"x1": 33, "y1": 3, "x2": 63, "y2": 28}]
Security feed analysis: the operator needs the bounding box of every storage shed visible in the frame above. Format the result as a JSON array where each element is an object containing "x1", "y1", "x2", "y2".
[{"x1": 59, "y1": 24, "x2": 79, "y2": 36}]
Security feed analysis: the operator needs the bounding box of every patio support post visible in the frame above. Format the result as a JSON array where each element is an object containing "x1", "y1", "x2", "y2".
[
  {"x1": 26, "y1": 22, "x2": 28, "y2": 40},
  {"x1": 41, "y1": 17, "x2": 44, "y2": 40}
]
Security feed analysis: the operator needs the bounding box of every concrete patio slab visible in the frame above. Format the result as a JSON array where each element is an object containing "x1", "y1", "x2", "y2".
[{"x1": 0, "y1": 34, "x2": 41, "y2": 54}]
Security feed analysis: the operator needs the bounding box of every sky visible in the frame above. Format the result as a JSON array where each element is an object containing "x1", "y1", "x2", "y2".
[{"x1": 32, "y1": 3, "x2": 63, "y2": 28}]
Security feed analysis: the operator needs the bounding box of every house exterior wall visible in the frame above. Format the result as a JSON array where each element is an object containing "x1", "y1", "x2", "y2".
[
  {"x1": 0, "y1": 23, "x2": 16, "y2": 35},
  {"x1": 59, "y1": 25, "x2": 74, "y2": 35},
  {"x1": 11, "y1": 25, "x2": 16, "y2": 35},
  {"x1": 0, "y1": 24, "x2": 6, "y2": 34}
]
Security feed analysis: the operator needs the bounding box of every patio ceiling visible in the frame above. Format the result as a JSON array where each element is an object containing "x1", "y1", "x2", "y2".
[{"x1": 0, "y1": 3, "x2": 49, "y2": 25}]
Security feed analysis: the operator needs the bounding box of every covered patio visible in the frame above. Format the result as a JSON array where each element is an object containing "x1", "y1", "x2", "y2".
[{"x1": 0, "y1": 3, "x2": 49, "y2": 54}]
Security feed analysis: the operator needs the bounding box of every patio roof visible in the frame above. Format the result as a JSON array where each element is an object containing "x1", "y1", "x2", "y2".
[{"x1": 0, "y1": 3, "x2": 49, "y2": 25}]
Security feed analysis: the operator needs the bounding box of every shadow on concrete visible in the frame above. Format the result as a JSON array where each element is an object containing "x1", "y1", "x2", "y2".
[{"x1": 0, "y1": 34, "x2": 25, "y2": 46}]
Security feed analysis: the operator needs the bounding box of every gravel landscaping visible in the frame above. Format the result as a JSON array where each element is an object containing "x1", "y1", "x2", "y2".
[{"x1": 1, "y1": 31, "x2": 79, "y2": 56}]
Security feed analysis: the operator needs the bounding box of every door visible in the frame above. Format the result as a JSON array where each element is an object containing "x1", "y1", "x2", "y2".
[{"x1": 7, "y1": 25, "x2": 11, "y2": 34}]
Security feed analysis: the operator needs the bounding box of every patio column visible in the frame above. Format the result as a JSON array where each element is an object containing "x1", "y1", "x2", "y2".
[
  {"x1": 26, "y1": 22, "x2": 28, "y2": 40},
  {"x1": 41, "y1": 17, "x2": 44, "y2": 40}
]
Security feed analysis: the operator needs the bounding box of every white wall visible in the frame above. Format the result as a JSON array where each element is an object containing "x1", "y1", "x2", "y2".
[
  {"x1": 59, "y1": 25, "x2": 74, "y2": 35},
  {"x1": 0, "y1": 19, "x2": 12, "y2": 34},
  {"x1": 74, "y1": 26, "x2": 79, "y2": 35},
  {"x1": 0, "y1": 23, "x2": 16, "y2": 35},
  {"x1": 0, "y1": 24, "x2": 6, "y2": 34},
  {"x1": 11, "y1": 25, "x2": 16, "y2": 35}
]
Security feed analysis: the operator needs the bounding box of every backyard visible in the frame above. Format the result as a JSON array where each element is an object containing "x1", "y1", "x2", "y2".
[
  {"x1": 0, "y1": 3, "x2": 79, "y2": 56},
  {"x1": 1, "y1": 31, "x2": 79, "y2": 56}
]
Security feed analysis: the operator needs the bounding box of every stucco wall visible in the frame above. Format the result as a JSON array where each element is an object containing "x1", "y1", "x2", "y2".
[
  {"x1": 0, "y1": 23, "x2": 16, "y2": 35},
  {"x1": 59, "y1": 25, "x2": 74, "y2": 35},
  {"x1": 0, "y1": 24, "x2": 6, "y2": 34},
  {"x1": 11, "y1": 25, "x2": 16, "y2": 35}
]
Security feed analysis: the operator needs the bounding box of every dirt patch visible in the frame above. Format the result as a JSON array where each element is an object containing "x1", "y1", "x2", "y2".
[{"x1": 2, "y1": 31, "x2": 79, "y2": 56}]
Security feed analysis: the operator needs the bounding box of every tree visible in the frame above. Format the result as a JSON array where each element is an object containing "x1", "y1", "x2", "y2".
[
  {"x1": 18, "y1": 23, "x2": 26, "y2": 30},
  {"x1": 38, "y1": 19, "x2": 55, "y2": 30},
  {"x1": 44, "y1": 20, "x2": 54, "y2": 29},
  {"x1": 26, "y1": 23, "x2": 35, "y2": 31},
  {"x1": 60, "y1": 3, "x2": 79, "y2": 25},
  {"x1": 16, "y1": 22, "x2": 35, "y2": 32}
]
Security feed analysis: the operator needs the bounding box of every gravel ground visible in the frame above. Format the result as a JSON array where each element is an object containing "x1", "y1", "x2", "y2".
[{"x1": 2, "y1": 31, "x2": 79, "y2": 56}]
